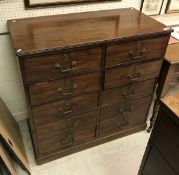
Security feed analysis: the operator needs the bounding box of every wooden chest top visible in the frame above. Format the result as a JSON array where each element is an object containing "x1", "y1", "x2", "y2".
[
  {"x1": 165, "y1": 43, "x2": 179, "y2": 64},
  {"x1": 161, "y1": 93, "x2": 179, "y2": 118},
  {"x1": 8, "y1": 8, "x2": 170, "y2": 56}
]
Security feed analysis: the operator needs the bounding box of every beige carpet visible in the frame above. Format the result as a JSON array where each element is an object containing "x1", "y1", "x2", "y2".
[{"x1": 17, "y1": 120, "x2": 150, "y2": 175}]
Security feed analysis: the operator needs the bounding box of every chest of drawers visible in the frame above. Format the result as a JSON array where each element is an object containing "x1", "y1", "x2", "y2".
[
  {"x1": 148, "y1": 42, "x2": 179, "y2": 132},
  {"x1": 138, "y1": 94, "x2": 179, "y2": 175},
  {"x1": 8, "y1": 8, "x2": 172, "y2": 164}
]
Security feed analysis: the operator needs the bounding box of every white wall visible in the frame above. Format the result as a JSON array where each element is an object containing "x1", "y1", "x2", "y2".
[
  {"x1": 0, "y1": 0, "x2": 177, "y2": 121},
  {"x1": 0, "y1": 35, "x2": 27, "y2": 121}
]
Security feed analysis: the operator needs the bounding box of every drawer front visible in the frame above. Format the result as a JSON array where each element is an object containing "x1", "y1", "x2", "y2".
[
  {"x1": 29, "y1": 72, "x2": 100, "y2": 106},
  {"x1": 23, "y1": 48, "x2": 101, "y2": 83},
  {"x1": 174, "y1": 64, "x2": 179, "y2": 73},
  {"x1": 105, "y1": 60, "x2": 162, "y2": 89},
  {"x1": 100, "y1": 96, "x2": 151, "y2": 122},
  {"x1": 169, "y1": 72, "x2": 179, "y2": 87},
  {"x1": 32, "y1": 92, "x2": 98, "y2": 125},
  {"x1": 106, "y1": 37, "x2": 168, "y2": 67},
  {"x1": 53, "y1": 110, "x2": 97, "y2": 132},
  {"x1": 99, "y1": 109, "x2": 147, "y2": 136},
  {"x1": 142, "y1": 147, "x2": 176, "y2": 175},
  {"x1": 101, "y1": 79, "x2": 156, "y2": 106},
  {"x1": 36, "y1": 127, "x2": 96, "y2": 155},
  {"x1": 36, "y1": 110, "x2": 97, "y2": 139},
  {"x1": 153, "y1": 114, "x2": 179, "y2": 173}
]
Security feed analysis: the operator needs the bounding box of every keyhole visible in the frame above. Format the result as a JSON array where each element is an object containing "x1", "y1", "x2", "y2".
[
  {"x1": 137, "y1": 42, "x2": 141, "y2": 49},
  {"x1": 64, "y1": 54, "x2": 69, "y2": 62}
]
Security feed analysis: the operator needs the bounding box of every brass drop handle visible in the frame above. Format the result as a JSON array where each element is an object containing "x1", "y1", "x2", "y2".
[
  {"x1": 58, "y1": 90, "x2": 73, "y2": 96},
  {"x1": 57, "y1": 83, "x2": 77, "y2": 96},
  {"x1": 129, "y1": 48, "x2": 146, "y2": 60},
  {"x1": 117, "y1": 120, "x2": 129, "y2": 128},
  {"x1": 121, "y1": 89, "x2": 134, "y2": 98},
  {"x1": 129, "y1": 41, "x2": 146, "y2": 60},
  {"x1": 54, "y1": 60, "x2": 76, "y2": 73},
  {"x1": 60, "y1": 133, "x2": 73, "y2": 145},
  {"x1": 59, "y1": 103, "x2": 77, "y2": 115},
  {"x1": 62, "y1": 119, "x2": 78, "y2": 132},
  {"x1": 60, "y1": 66, "x2": 75, "y2": 73},
  {"x1": 128, "y1": 71, "x2": 143, "y2": 81},
  {"x1": 60, "y1": 109, "x2": 73, "y2": 115},
  {"x1": 54, "y1": 63, "x2": 61, "y2": 69},
  {"x1": 120, "y1": 105, "x2": 134, "y2": 115}
]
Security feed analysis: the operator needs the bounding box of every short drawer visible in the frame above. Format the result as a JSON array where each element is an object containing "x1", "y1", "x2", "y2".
[
  {"x1": 23, "y1": 47, "x2": 101, "y2": 83},
  {"x1": 36, "y1": 126, "x2": 96, "y2": 155},
  {"x1": 99, "y1": 109, "x2": 146, "y2": 136},
  {"x1": 105, "y1": 59, "x2": 162, "y2": 89},
  {"x1": 100, "y1": 96, "x2": 151, "y2": 122},
  {"x1": 29, "y1": 72, "x2": 100, "y2": 106},
  {"x1": 101, "y1": 79, "x2": 156, "y2": 106},
  {"x1": 153, "y1": 114, "x2": 179, "y2": 173},
  {"x1": 106, "y1": 36, "x2": 168, "y2": 67},
  {"x1": 32, "y1": 92, "x2": 98, "y2": 125}
]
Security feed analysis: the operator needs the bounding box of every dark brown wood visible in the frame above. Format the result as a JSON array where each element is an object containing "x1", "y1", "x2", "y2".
[
  {"x1": 34, "y1": 107, "x2": 98, "y2": 126},
  {"x1": 106, "y1": 36, "x2": 168, "y2": 67},
  {"x1": 100, "y1": 96, "x2": 151, "y2": 122},
  {"x1": 101, "y1": 79, "x2": 156, "y2": 106},
  {"x1": 8, "y1": 8, "x2": 172, "y2": 56},
  {"x1": 8, "y1": 9, "x2": 171, "y2": 164},
  {"x1": 142, "y1": 147, "x2": 176, "y2": 175},
  {"x1": 138, "y1": 94, "x2": 179, "y2": 175},
  {"x1": 153, "y1": 114, "x2": 179, "y2": 172},
  {"x1": 105, "y1": 59, "x2": 162, "y2": 89},
  {"x1": 36, "y1": 124, "x2": 146, "y2": 165},
  {"x1": 23, "y1": 48, "x2": 101, "y2": 84},
  {"x1": 32, "y1": 92, "x2": 98, "y2": 125},
  {"x1": 99, "y1": 109, "x2": 147, "y2": 136},
  {"x1": 29, "y1": 72, "x2": 100, "y2": 106},
  {"x1": 37, "y1": 126, "x2": 96, "y2": 155}
]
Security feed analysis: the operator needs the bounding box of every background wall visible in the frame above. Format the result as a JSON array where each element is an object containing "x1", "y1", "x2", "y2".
[{"x1": 0, "y1": 0, "x2": 175, "y2": 121}]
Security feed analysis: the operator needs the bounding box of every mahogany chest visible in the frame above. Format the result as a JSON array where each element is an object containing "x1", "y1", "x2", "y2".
[
  {"x1": 8, "y1": 8, "x2": 172, "y2": 164},
  {"x1": 138, "y1": 93, "x2": 179, "y2": 175}
]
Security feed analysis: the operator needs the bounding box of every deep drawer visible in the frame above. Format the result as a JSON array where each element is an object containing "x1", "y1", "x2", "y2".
[
  {"x1": 23, "y1": 47, "x2": 101, "y2": 83},
  {"x1": 32, "y1": 92, "x2": 98, "y2": 125},
  {"x1": 36, "y1": 110, "x2": 97, "y2": 139},
  {"x1": 100, "y1": 96, "x2": 151, "y2": 122},
  {"x1": 106, "y1": 36, "x2": 168, "y2": 67},
  {"x1": 153, "y1": 114, "x2": 179, "y2": 173},
  {"x1": 29, "y1": 72, "x2": 100, "y2": 106},
  {"x1": 36, "y1": 126, "x2": 96, "y2": 155},
  {"x1": 101, "y1": 79, "x2": 156, "y2": 106},
  {"x1": 99, "y1": 109, "x2": 147, "y2": 136},
  {"x1": 105, "y1": 59, "x2": 162, "y2": 89}
]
